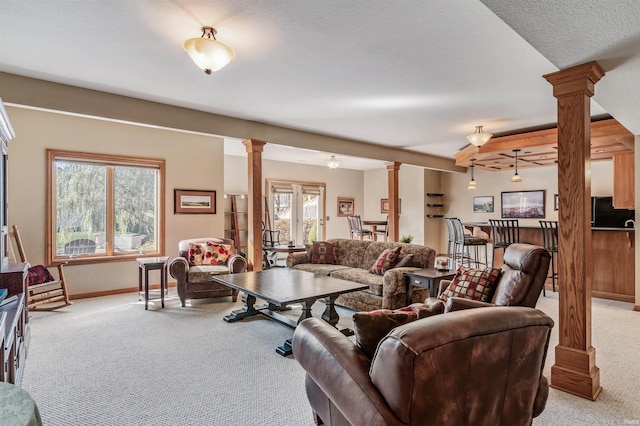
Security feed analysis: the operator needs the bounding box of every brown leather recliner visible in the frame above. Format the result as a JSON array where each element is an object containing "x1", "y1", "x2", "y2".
[
  {"x1": 293, "y1": 306, "x2": 554, "y2": 426},
  {"x1": 169, "y1": 238, "x2": 247, "y2": 307},
  {"x1": 424, "y1": 243, "x2": 551, "y2": 316}
]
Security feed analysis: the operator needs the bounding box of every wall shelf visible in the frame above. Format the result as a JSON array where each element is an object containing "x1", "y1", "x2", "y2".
[{"x1": 425, "y1": 193, "x2": 445, "y2": 218}]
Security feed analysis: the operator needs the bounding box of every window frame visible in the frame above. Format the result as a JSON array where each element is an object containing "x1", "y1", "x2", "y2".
[{"x1": 46, "y1": 149, "x2": 165, "y2": 265}]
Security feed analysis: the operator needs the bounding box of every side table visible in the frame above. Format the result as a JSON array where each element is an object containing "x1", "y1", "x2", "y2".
[
  {"x1": 137, "y1": 257, "x2": 169, "y2": 310},
  {"x1": 404, "y1": 268, "x2": 457, "y2": 304}
]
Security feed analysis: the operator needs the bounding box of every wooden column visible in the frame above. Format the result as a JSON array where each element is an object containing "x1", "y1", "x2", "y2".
[
  {"x1": 386, "y1": 162, "x2": 401, "y2": 242},
  {"x1": 242, "y1": 139, "x2": 267, "y2": 271},
  {"x1": 543, "y1": 61, "x2": 604, "y2": 400}
]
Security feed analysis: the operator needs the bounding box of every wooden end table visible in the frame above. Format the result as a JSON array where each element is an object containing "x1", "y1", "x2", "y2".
[
  {"x1": 404, "y1": 268, "x2": 457, "y2": 304},
  {"x1": 137, "y1": 257, "x2": 169, "y2": 310}
]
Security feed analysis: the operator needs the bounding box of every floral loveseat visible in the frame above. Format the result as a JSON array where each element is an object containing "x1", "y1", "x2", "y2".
[{"x1": 286, "y1": 239, "x2": 435, "y2": 311}]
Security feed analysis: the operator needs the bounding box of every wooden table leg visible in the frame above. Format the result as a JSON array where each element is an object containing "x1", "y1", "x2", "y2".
[{"x1": 224, "y1": 293, "x2": 259, "y2": 322}]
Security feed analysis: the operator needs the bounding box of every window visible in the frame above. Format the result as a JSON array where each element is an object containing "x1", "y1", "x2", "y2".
[
  {"x1": 47, "y1": 150, "x2": 165, "y2": 264},
  {"x1": 267, "y1": 180, "x2": 325, "y2": 245}
]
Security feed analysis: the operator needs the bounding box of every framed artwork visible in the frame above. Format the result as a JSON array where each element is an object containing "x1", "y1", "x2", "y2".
[
  {"x1": 501, "y1": 190, "x2": 545, "y2": 219},
  {"x1": 380, "y1": 198, "x2": 402, "y2": 214},
  {"x1": 473, "y1": 196, "x2": 494, "y2": 213},
  {"x1": 337, "y1": 197, "x2": 354, "y2": 217},
  {"x1": 174, "y1": 189, "x2": 216, "y2": 214},
  {"x1": 554, "y1": 193, "x2": 559, "y2": 211}
]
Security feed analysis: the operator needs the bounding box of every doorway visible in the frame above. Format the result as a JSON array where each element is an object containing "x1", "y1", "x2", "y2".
[{"x1": 266, "y1": 180, "x2": 326, "y2": 246}]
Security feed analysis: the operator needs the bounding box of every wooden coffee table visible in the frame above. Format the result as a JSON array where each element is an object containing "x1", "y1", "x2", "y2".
[{"x1": 213, "y1": 269, "x2": 368, "y2": 356}]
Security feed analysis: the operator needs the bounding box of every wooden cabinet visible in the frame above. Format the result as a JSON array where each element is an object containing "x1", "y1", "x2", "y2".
[
  {"x1": 613, "y1": 152, "x2": 635, "y2": 209},
  {"x1": 0, "y1": 292, "x2": 28, "y2": 385}
]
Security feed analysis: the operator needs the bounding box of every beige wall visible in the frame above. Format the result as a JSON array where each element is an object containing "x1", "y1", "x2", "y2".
[
  {"x1": 440, "y1": 160, "x2": 615, "y2": 251},
  {"x1": 7, "y1": 106, "x2": 225, "y2": 295},
  {"x1": 223, "y1": 153, "x2": 364, "y2": 240},
  {"x1": 362, "y1": 165, "x2": 426, "y2": 245}
]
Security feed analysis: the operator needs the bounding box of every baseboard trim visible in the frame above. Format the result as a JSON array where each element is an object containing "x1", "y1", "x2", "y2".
[{"x1": 69, "y1": 282, "x2": 177, "y2": 300}]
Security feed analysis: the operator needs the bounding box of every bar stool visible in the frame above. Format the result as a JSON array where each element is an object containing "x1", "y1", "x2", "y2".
[
  {"x1": 539, "y1": 220, "x2": 558, "y2": 293},
  {"x1": 444, "y1": 218, "x2": 457, "y2": 268},
  {"x1": 451, "y1": 218, "x2": 488, "y2": 268},
  {"x1": 489, "y1": 219, "x2": 520, "y2": 266}
]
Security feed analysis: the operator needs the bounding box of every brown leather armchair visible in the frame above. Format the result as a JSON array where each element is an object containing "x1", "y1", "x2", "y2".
[
  {"x1": 424, "y1": 243, "x2": 551, "y2": 316},
  {"x1": 293, "y1": 306, "x2": 553, "y2": 426},
  {"x1": 169, "y1": 238, "x2": 247, "y2": 307}
]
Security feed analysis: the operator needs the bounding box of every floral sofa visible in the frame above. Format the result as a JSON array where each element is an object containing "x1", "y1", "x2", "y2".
[{"x1": 286, "y1": 239, "x2": 436, "y2": 311}]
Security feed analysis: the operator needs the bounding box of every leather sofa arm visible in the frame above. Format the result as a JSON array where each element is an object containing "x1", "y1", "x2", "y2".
[
  {"x1": 286, "y1": 251, "x2": 308, "y2": 268},
  {"x1": 169, "y1": 257, "x2": 189, "y2": 281},
  {"x1": 421, "y1": 297, "x2": 446, "y2": 316},
  {"x1": 292, "y1": 318, "x2": 403, "y2": 426},
  {"x1": 227, "y1": 254, "x2": 248, "y2": 273},
  {"x1": 445, "y1": 296, "x2": 495, "y2": 312}
]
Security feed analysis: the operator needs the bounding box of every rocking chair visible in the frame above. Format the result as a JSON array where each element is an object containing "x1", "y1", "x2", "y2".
[{"x1": 11, "y1": 225, "x2": 72, "y2": 311}]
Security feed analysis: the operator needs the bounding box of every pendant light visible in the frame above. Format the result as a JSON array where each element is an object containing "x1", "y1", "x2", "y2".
[
  {"x1": 466, "y1": 125, "x2": 493, "y2": 147},
  {"x1": 468, "y1": 158, "x2": 477, "y2": 190},
  {"x1": 511, "y1": 149, "x2": 522, "y2": 182}
]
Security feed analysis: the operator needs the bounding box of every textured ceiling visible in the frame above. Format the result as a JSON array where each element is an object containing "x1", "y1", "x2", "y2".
[{"x1": 1, "y1": 1, "x2": 637, "y2": 170}]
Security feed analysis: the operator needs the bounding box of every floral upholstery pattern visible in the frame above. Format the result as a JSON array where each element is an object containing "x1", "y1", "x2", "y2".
[
  {"x1": 287, "y1": 238, "x2": 435, "y2": 311},
  {"x1": 203, "y1": 242, "x2": 231, "y2": 265},
  {"x1": 187, "y1": 265, "x2": 233, "y2": 283}
]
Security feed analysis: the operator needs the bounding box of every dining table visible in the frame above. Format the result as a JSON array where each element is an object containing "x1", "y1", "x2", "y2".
[{"x1": 362, "y1": 220, "x2": 388, "y2": 240}]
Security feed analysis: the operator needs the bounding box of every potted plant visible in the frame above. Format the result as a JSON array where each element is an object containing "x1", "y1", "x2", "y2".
[{"x1": 400, "y1": 234, "x2": 413, "y2": 243}]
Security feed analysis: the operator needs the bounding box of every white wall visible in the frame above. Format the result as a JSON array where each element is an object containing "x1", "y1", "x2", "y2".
[{"x1": 8, "y1": 106, "x2": 225, "y2": 296}]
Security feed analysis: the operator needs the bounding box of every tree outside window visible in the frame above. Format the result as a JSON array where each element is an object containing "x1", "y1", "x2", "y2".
[{"x1": 47, "y1": 150, "x2": 164, "y2": 263}]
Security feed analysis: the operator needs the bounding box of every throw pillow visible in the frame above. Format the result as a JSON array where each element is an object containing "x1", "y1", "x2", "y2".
[
  {"x1": 353, "y1": 308, "x2": 418, "y2": 359},
  {"x1": 440, "y1": 266, "x2": 501, "y2": 302},
  {"x1": 368, "y1": 246, "x2": 401, "y2": 275},
  {"x1": 203, "y1": 242, "x2": 231, "y2": 265},
  {"x1": 27, "y1": 265, "x2": 55, "y2": 287},
  {"x1": 188, "y1": 243, "x2": 206, "y2": 265},
  {"x1": 311, "y1": 241, "x2": 336, "y2": 264},
  {"x1": 393, "y1": 253, "x2": 415, "y2": 268}
]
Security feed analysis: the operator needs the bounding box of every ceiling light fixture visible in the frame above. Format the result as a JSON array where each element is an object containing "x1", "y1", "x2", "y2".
[
  {"x1": 466, "y1": 125, "x2": 493, "y2": 147},
  {"x1": 511, "y1": 149, "x2": 522, "y2": 182},
  {"x1": 184, "y1": 26, "x2": 235, "y2": 74},
  {"x1": 327, "y1": 155, "x2": 340, "y2": 170},
  {"x1": 468, "y1": 158, "x2": 477, "y2": 190}
]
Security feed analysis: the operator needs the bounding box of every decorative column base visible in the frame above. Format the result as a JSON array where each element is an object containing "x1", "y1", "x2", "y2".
[{"x1": 550, "y1": 345, "x2": 602, "y2": 400}]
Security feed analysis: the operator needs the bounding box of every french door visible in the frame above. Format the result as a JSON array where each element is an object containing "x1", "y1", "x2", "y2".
[{"x1": 267, "y1": 180, "x2": 325, "y2": 246}]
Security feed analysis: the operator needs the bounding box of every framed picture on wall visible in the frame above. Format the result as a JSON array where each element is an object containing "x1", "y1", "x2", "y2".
[
  {"x1": 337, "y1": 197, "x2": 354, "y2": 217},
  {"x1": 380, "y1": 198, "x2": 402, "y2": 214},
  {"x1": 501, "y1": 190, "x2": 545, "y2": 218},
  {"x1": 473, "y1": 196, "x2": 494, "y2": 213},
  {"x1": 174, "y1": 189, "x2": 216, "y2": 214}
]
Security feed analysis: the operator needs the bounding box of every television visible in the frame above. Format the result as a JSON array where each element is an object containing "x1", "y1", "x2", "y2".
[{"x1": 591, "y1": 196, "x2": 634, "y2": 228}]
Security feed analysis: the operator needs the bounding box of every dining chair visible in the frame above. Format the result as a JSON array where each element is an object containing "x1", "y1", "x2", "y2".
[
  {"x1": 347, "y1": 215, "x2": 372, "y2": 240},
  {"x1": 373, "y1": 215, "x2": 389, "y2": 242}
]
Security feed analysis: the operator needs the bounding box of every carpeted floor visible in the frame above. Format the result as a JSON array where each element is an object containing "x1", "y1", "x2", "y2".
[{"x1": 21, "y1": 290, "x2": 640, "y2": 425}]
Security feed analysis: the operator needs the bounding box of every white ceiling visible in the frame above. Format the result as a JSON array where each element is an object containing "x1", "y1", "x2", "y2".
[{"x1": 1, "y1": 1, "x2": 638, "y2": 170}]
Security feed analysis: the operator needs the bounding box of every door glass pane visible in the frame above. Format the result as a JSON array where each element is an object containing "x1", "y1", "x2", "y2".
[
  {"x1": 272, "y1": 192, "x2": 291, "y2": 244},
  {"x1": 303, "y1": 193, "x2": 319, "y2": 245},
  {"x1": 55, "y1": 160, "x2": 106, "y2": 255},
  {"x1": 114, "y1": 166, "x2": 158, "y2": 252}
]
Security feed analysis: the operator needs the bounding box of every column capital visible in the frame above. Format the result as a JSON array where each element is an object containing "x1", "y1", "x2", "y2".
[
  {"x1": 543, "y1": 61, "x2": 605, "y2": 98},
  {"x1": 385, "y1": 161, "x2": 402, "y2": 171},
  {"x1": 242, "y1": 139, "x2": 267, "y2": 152}
]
